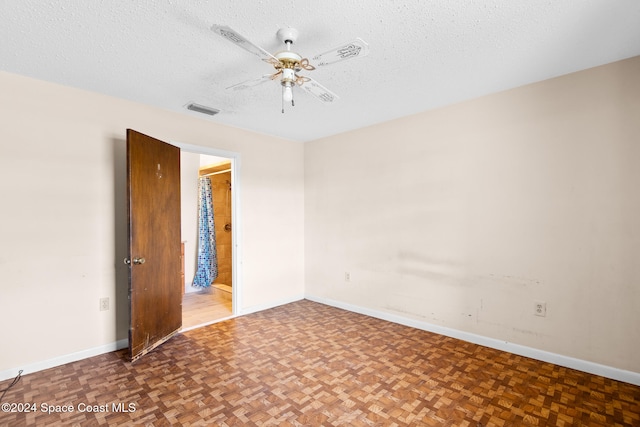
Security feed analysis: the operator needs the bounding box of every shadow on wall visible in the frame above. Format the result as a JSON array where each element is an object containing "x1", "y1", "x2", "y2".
[{"x1": 112, "y1": 137, "x2": 129, "y2": 341}]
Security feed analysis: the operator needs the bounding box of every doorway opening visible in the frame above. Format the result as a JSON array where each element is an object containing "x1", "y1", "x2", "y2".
[{"x1": 176, "y1": 143, "x2": 241, "y2": 331}]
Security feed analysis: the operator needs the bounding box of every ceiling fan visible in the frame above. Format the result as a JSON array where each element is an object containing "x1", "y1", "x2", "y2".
[{"x1": 211, "y1": 25, "x2": 369, "y2": 113}]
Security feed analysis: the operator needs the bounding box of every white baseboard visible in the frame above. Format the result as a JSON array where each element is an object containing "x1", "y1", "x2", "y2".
[
  {"x1": 182, "y1": 294, "x2": 306, "y2": 332},
  {"x1": 240, "y1": 294, "x2": 305, "y2": 316},
  {"x1": 0, "y1": 339, "x2": 129, "y2": 382},
  {"x1": 0, "y1": 295, "x2": 307, "y2": 383},
  {"x1": 7, "y1": 295, "x2": 635, "y2": 387},
  {"x1": 305, "y1": 294, "x2": 640, "y2": 387}
]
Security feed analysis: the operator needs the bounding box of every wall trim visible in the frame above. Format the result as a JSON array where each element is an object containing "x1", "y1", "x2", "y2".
[
  {"x1": 0, "y1": 339, "x2": 129, "y2": 382},
  {"x1": 305, "y1": 294, "x2": 640, "y2": 387},
  {"x1": 240, "y1": 294, "x2": 305, "y2": 316},
  {"x1": 8, "y1": 295, "x2": 635, "y2": 387}
]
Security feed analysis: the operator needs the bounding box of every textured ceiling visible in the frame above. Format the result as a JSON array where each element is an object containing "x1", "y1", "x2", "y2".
[{"x1": 1, "y1": 1, "x2": 639, "y2": 142}]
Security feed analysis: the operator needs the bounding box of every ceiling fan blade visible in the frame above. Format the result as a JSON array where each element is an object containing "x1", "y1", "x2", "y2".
[
  {"x1": 300, "y1": 78, "x2": 339, "y2": 103},
  {"x1": 211, "y1": 24, "x2": 277, "y2": 62},
  {"x1": 311, "y1": 38, "x2": 369, "y2": 67},
  {"x1": 226, "y1": 74, "x2": 273, "y2": 91}
]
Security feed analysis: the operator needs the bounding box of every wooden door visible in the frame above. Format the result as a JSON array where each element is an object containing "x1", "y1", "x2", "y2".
[{"x1": 126, "y1": 129, "x2": 182, "y2": 361}]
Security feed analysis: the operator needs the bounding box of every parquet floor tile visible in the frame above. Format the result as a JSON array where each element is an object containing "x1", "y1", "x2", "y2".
[{"x1": 1, "y1": 300, "x2": 638, "y2": 426}]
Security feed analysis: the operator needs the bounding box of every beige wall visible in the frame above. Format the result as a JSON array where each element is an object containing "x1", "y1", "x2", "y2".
[
  {"x1": 305, "y1": 56, "x2": 640, "y2": 373},
  {"x1": 0, "y1": 71, "x2": 305, "y2": 373}
]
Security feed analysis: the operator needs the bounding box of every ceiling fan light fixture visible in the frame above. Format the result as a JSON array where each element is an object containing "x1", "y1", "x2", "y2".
[
  {"x1": 281, "y1": 67, "x2": 296, "y2": 109},
  {"x1": 282, "y1": 83, "x2": 293, "y2": 103}
]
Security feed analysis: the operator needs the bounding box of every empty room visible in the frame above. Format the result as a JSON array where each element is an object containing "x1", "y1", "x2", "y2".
[{"x1": 1, "y1": 1, "x2": 639, "y2": 426}]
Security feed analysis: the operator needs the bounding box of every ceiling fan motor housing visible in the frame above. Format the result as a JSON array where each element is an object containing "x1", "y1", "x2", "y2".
[{"x1": 275, "y1": 51, "x2": 303, "y2": 73}]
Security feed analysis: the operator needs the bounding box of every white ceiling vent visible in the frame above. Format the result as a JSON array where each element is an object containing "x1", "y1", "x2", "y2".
[{"x1": 186, "y1": 102, "x2": 220, "y2": 116}]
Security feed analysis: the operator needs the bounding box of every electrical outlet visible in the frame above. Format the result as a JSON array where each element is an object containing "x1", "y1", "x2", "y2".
[
  {"x1": 100, "y1": 297, "x2": 109, "y2": 311},
  {"x1": 534, "y1": 301, "x2": 546, "y2": 317},
  {"x1": 344, "y1": 272, "x2": 351, "y2": 282}
]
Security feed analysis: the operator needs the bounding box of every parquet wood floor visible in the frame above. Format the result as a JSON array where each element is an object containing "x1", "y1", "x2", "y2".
[{"x1": 1, "y1": 300, "x2": 638, "y2": 426}]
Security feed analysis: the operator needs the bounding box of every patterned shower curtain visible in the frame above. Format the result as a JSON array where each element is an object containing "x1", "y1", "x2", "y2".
[{"x1": 192, "y1": 176, "x2": 218, "y2": 288}]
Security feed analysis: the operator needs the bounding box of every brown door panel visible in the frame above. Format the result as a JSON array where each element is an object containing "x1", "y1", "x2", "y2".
[{"x1": 126, "y1": 129, "x2": 182, "y2": 361}]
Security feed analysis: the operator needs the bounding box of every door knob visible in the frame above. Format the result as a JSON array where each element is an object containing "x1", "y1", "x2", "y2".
[{"x1": 124, "y1": 257, "x2": 146, "y2": 265}]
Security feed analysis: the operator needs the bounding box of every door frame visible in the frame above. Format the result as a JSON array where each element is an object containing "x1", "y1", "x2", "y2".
[{"x1": 174, "y1": 141, "x2": 242, "y2": 317}]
